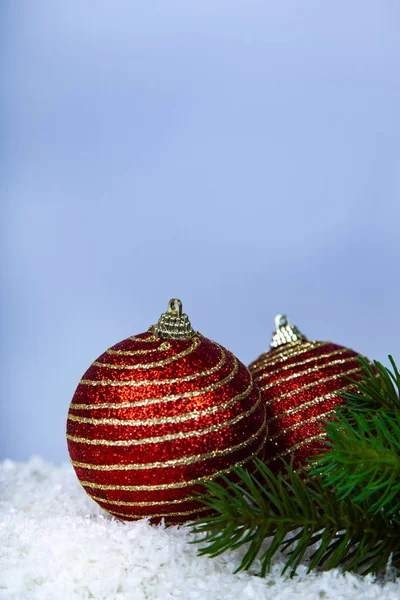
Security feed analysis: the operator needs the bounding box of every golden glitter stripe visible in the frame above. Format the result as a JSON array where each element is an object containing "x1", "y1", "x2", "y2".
[
  {"x1": 267, "y1": 382, "x2": 355, "y2": 423},
  {"x1": 106, "y1": 342, "x2": 171, "y2": 356},
  {"x1": 250, "y1": 341, "x2": 329, "y2": 372},
  {"x1": 129, "y1": 334, "x2": 158, "y2": 342},
  {"x1": 107, "y1": 506, "x2": 210, "y2": 519},
  {"x1": 265, "y1": 340, "x2": 326, "y2": 362},
  {"x1": 265, "y1": 433, "x2": 327, "y2": 463},
  {"x1": 253, "y1": 347, "x2": 353, "y2": 380},
  {"x1": 250, "y1": 342, "x2": 321, "y2": 373},
  {"x1": 99, "y1": 337, "x2": 201, "y2": 369},
  {"x1": 268, "y1": 409, "x2": 336, "y2": 441},
  {"x1": 80, "y1": 344, "x2": 226, "y2": 387},
  {"x1": 70, "y1": 418, "x2": 266, "y2": 471},
  {"x1": 256, "y1": 356, "x2": 360, "y2": 391},
  {"x1": 68, "y1": 357, "x2": 241, "y2": 414},
  {"x1": 68, "y1": 373, "x2": 250, "y2": 427},
  {"x1": 88, "y1": 493, "x2": 197, "y2": 507},
  {"x1": 264, "y1": 366, "x2": 362, "y2": 407},
  {"x1": 66, "y1": 390, "x2": 262, "y2": 446},
  {"x1": 78, "y1": 437, "x2": 265, "y2": 491}
]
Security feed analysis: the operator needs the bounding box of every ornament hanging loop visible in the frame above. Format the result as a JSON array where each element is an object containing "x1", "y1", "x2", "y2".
[
  {"x1": 275, "y1": 314, "x2": 289, "y2": 329},
  {"x1": 168, "y1": 299, "x2": 183, "y2": 317},
  {"x1": 154, "y1": 299, "x2": 195, "y2": 340}
]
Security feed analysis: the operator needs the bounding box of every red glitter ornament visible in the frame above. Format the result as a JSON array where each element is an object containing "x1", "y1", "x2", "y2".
[
  {"x1": 67, "y1": 299, "x2": 267, "y2": 525},
  {"x1": 249, "y1": 314, "x2": 365, "y2": 473}
]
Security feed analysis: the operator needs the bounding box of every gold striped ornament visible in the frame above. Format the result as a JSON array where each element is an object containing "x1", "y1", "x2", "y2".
[
  {"x1": 67, "y1": 299, "x2": 267, "y2": 524},
  {"x1": 249, "y1": 314, "x2": 365, "y2": 473}
]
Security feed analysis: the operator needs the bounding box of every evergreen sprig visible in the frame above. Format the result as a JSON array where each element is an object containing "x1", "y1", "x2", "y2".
[
  {"x1": 312, "y1": 356, "x2": 400, "y2": 514},
  {"x1": 335, "y1": 356, "x2": 400, "y2": 413},
  {"x1": 190, "y1": 460, "x2": 400, "y2": 576},
  {"x1": 312, "y1": 411, "x2": 400, "y2": 514},
  {"x1": 191, "y1": 355, "x2": 400, "y2": 576}
]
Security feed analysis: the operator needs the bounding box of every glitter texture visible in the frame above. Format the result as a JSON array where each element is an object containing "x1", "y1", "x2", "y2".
[
  {"x1": 67, "y1": 331, "x2": 267, "y2": 524},
  {"x1": 249, "y1": 340, "x2": 363, "y2": 472}
]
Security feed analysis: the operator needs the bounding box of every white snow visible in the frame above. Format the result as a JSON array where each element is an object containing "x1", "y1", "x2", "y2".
[{"x1": 1, "y1": 457, "x2": 399, "y2": 600}]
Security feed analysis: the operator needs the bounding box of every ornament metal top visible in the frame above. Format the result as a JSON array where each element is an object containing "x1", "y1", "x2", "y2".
[
  {"x1": 270, "y1": 314, "x2": 307, "y2": 348},
  {"x1": 153, "y1": 299, "x2": 196, "y2": 340}
]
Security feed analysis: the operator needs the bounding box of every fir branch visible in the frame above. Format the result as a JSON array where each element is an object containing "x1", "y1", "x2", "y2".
[
  {"x1": 339, "y1": 356, "x2": 400, "y2": 413},
  {"x1": 313, "y1": 411, "x2": 400, "y2": 513},
  {"x1": 190, "y1": 460, "x2": 400, "y2": 576},
  {"x1": 312, "y1": 356, "x2": 400, "y2": 514}
]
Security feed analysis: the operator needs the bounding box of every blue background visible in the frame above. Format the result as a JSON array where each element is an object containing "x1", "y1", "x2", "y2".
[{"x1": 2, "y1": 1, "x2": 400, "y2": 463}]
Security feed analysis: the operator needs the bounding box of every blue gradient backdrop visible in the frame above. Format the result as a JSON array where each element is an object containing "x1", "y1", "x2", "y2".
[{"x1": 2, "y1": 2, "x2": 400, "y2": 463}]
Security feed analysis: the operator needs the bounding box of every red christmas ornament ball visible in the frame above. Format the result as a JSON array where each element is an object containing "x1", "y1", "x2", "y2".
[
  {"x1": 249, "y1": 314, "x2": 364, "y2": 473},
  {"x1": 67, "y1": 299, "x2": 267, "y2": 525}
]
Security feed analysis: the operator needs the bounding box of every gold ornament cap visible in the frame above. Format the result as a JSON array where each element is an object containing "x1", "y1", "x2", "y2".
[
  {"x1": 270, "y1": 314, "x2": 307, "y2": 349},
  {"x1": 154, "y1": 299, "x2": 195, "y2": 340}
]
